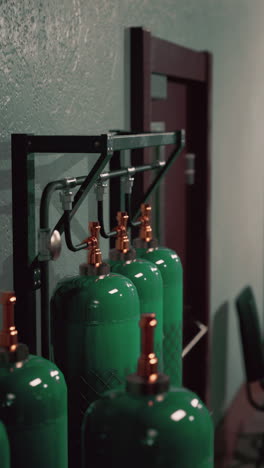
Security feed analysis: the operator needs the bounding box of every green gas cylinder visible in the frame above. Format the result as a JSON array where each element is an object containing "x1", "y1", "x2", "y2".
[
  {"x1": 0, "y1": 420, "x2": 10, "y2": 468},
  {"x1": 51, "y1": 222, "x2": 140, "y2": 467},
  {"x1": 82, "y1": 313, "x2": 214, "y2": 468},
  {"x1": 0, "y1": 292, "x2": 68, "y2": 468},
  {"x1": 109, "y1": 212, "x2": 163, "y2": 367},
  {"x1": 133, "y1": 204, "x2": 183, "y2": 386}
]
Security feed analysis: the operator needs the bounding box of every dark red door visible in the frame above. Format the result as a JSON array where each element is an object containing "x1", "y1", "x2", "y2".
[
  {"x1": 129, "y1": 28, "x2": 211, "y2": 403},
  {"x1": 152, "y1": 80, "x2": 187, "y2": 275}
]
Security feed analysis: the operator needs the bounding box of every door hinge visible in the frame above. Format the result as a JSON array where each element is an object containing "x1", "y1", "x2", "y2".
[{"x1": 185, "y1": 153, "x2": 196, "y2": 185}]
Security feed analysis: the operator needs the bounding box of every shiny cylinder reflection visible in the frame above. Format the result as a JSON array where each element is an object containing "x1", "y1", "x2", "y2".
[
  {"x1": 111, "y1": 259, "x2": 164, "y2": 369},
  {"x1": 139, "y1": 247, "x2": 183, "y2": 386},
  {"x1": 0, "y1": 420, "x2": 10, "y2": 468},
  {"x1": 82, "y1": 388, "x2": 214, "y2": 467},
  {"x1": 0, "y1": 355, "x2": 68, "y2": 468},
  {"x1": 51, "y1": 273, "x2": 140, "y2": 468}
]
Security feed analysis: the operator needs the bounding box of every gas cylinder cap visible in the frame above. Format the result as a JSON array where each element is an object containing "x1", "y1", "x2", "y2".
[{"x1": 0, "y1": 292, "x2": 29, "y2": 363}]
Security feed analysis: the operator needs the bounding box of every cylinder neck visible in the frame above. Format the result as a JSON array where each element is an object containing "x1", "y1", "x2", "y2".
[
  {"x1": 126, "y1": 313, "x2": 170, "y2": 395},
  {"x1": 114, "y1": 212, "x2": 130, "y2": 253}
]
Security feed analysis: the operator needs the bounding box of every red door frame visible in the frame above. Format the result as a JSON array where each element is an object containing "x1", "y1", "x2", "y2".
[{"x1": 130, "y1": 27, "x2": 212, "y2": 403}]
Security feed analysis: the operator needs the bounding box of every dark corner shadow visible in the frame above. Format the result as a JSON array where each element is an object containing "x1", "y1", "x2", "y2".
[
  {"x1": 0, "y1": 255, "x2": 13, "y2": 329},
  {"x1": 124, "y1": 28, "x2": 131, "y2": 130},
  {"x1": 211, "y1": 301, "x2": 229, "y2": 424}
]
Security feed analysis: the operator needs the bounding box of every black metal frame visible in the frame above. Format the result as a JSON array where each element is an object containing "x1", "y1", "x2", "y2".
[{"x1": 12, "y1": 130, "x2": 185, "y2": 356}]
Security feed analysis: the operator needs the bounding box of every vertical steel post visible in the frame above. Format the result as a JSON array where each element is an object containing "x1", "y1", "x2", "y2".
[
  {"x1": 109, "y1": 150, "x2": 121, "y2": 248},
  {"x1": 130, "y1": 28, "x2": 151, "y2": 239},
  {"x1": 11, "y1": 134, "x2": 37, "y2": 353}
]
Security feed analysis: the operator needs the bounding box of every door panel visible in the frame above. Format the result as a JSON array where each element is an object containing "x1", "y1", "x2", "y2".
[
  {"x1": 152, "y1": 80, "x2": 187, "y2": 274},
  {"x1": 129, "y1": 27, "x2": 211, "y2": 403}
]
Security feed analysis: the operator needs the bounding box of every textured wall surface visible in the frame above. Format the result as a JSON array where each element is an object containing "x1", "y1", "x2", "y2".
[{"x1": 1, "y1": 0, "x2": 264, "y2": 424}]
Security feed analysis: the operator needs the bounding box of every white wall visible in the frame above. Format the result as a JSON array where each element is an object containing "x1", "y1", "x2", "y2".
[
  {"x1": 209, "y1": 1, "x2": 264, "y2": 423},
  {"x1": 1, "y1": 0, "x2": 264, "y2": 424}
]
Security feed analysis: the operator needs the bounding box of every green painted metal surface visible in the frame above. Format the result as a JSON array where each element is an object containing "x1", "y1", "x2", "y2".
[
  {"x1": 0, "y1": 421, "x2": 10, "y2": 468},
  {"x1": 139, "y1": 247, "x2": 183, "y2": 386},
  {"x1": 135, "y1": 247, "x2": 150, "y2": 258},
  {"x1": 111, "y1": 259, "x2": 164, "y2": 368},
  {"x1": 51, "y1": 272, "x2": 140, "y2": 467},
  {"x1": 0, "y1": 355, "x2": 67, "y2": 468},
  {"x1": 82, "y1": 387, "x2": 214, "y2": 467}
]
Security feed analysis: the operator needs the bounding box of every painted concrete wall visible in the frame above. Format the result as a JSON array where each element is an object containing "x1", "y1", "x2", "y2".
[
  {"x1": 1, "y1": 0, "x2": 263, "y2": 423},
  {"x1": 209, "y1": 1, "x2": 264, "y2": 424}
]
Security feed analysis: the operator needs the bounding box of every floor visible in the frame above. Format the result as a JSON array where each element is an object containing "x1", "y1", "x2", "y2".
[{"x1": 215, "y1": 382, "x2": 264, "y2": 467}]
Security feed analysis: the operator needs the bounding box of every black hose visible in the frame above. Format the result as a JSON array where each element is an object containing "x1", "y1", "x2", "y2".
[
  {"x1": 64, "y1": 211, "x2": 88, "y2": 252},
  {"x1": 125, "y1": 193, "x2": 141, "y2": 228},
  {"x1": 97, "y1": 201, "x2": 116, "y2": 238}
]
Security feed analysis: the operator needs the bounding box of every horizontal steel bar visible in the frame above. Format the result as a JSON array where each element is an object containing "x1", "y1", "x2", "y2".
[
  {"x1": 26, "y1": 134, "x2": 108, "y2": 154},
  {"x1": 99, "y1": 161, "x2": 165, "y2": 180},
  {"x1": 40, "y1": 161, "x2": 166, "y2": 207},
  {"x1": 112, "y1": 131, "x2": 179, "y2": 151},
  {"x1": 24, "y1": 131, "x2": 180, "y2": 154}
]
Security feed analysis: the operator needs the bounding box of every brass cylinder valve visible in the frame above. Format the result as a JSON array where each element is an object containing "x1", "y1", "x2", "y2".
[
  {"x1": 126, "y1": 313, "x2": 169, "y2": 395},
  {"x1": 86, "y1": 222, "x2": 102, "y2": 267},
  {"x1": 0, "y1": 292, "x2": 28, "y2": 363},
  {"x1": 137, "y1": 314, "x2": 158, "y2": 383},
  {"x1": 80, "y1": 222, "x2": 110, "y2": 276},
  {"x1": 114, "y1": 212, "x2": 130, "y2": 253},
  {"x1": 139, "y1": 204, "x2": 153, "y2": 243},
  {"x1": 0, "y1": 292, "x2": 18, "y2": 350}
]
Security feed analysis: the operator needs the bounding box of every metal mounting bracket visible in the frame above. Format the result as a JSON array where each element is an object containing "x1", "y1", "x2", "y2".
[{"x1": 11, "y1": 130, "x2": 185, "y2": 355}]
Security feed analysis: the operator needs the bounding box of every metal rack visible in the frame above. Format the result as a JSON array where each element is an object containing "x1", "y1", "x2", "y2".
[{"x1": 11, "y1": 130, "x2": 185, "y2": 357}]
